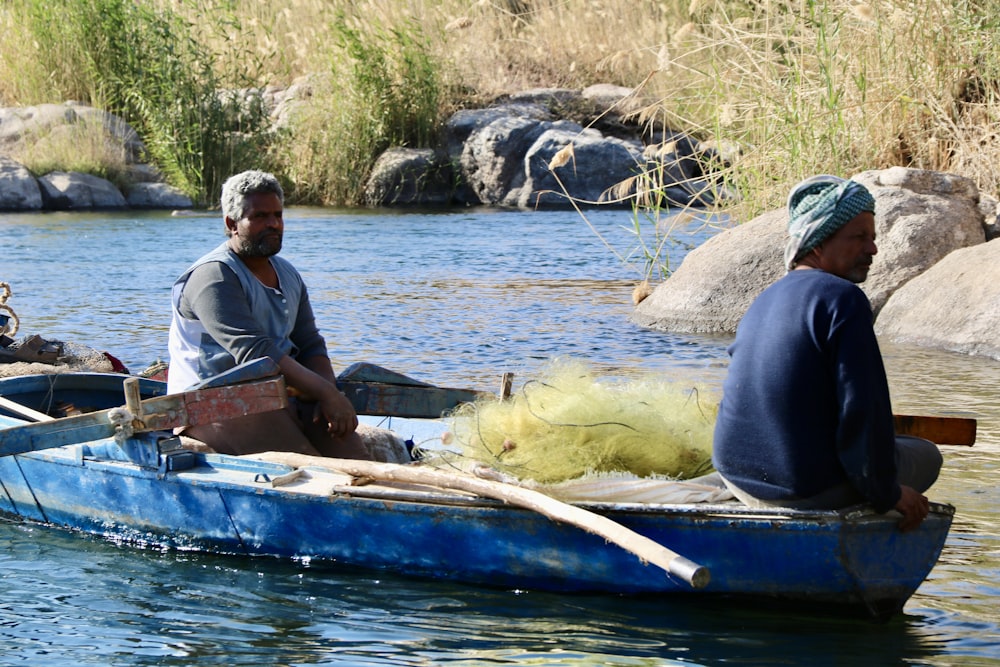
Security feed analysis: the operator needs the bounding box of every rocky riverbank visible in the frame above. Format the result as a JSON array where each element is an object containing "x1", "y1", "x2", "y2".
[{"x1": 0, "y1": 83, "x2": 731, "y2": 212}]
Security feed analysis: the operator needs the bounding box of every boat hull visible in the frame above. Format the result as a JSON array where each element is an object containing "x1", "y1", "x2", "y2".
[{"x1": 0, "y1": 373, "x2": 953, "y2": 618}]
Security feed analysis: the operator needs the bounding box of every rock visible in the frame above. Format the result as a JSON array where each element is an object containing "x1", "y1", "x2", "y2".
[
  {"x1": 514, "y1": 124, "x2": 643, "y2": 208},
  {"x1": 0, "y1": 156, "x2": 42, "y2": 210},
  {"x1": 363, "y1": 147, "x2": 455, "y2": 207},
  {"x1": 459, "y1": 115, "x2": 552, "y2": 206},
  {"x1": 979, "y1": 193, "x2": 1000, "y2": 240},
  {"x1": 66, "y1": 102, "x2": 146, "y2": 162},
  {"x1": 581, "y1": 83, "x2": 645, "y2": 113},
  {"x1": 631, "y1": 210, "x2": 787, "y2": 333},
  {"x1": 445, "y1": 105, "x2": 550, "y2": 161},
  {"x1": 852, "y1": 167, "x2": 984, "y2": 312},
  {"x1": 38, "y1": 171, "x2": 128, "y2": 210},
  {"x1": 125, "y1": 182, "x2": 194, "y2": 209},
  {"x1": 0, "y1": 102, "x2": 145, "y2": 163},
  {"x1": 633, "y1": 167, "x2": 988, "y2": 334},
  {"x1": 0, "y1": 103, "x2": 76, "y2": 150},
  {"x1": 875, "y1": 240, "x2": 1000, "y2": 359}
]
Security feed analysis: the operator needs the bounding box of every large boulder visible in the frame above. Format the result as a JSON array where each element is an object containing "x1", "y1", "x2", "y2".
[
  {"x1": 363, "y1": 147, "x2": 455, "y2": 207},
  {"x1": 124, "y1": 182, "x2": 193, "y2": 209},
  {"x1": 38, "y1": 171, "x2": 127, "y2": 209},
  {"x1": 0, "y1": 102, "x2": 145, "y2": 162},
  {"x1": 875, "y1": 240, "x2": 1000, "y2": 359},
  {"x1": 633, "y1": 167, "x2": 989, "y2": 334},
  {"x1": 0, "y1": 156, "x2": 42, "y2": 210},
  {"x1": 631, "y1": 210, "x2": 786, "y2": 333},
  {"x1": 458, "y1": 114, "x2": 554, "y2": 206},
  {"x1": 852, "y1": 167, "x2": 984, "y2": 312},
  {"x1": 514, "y1": 124, "x2": 643, "y2": 208}
]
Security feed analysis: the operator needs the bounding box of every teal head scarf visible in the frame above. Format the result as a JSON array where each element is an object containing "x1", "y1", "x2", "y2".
[{"x1": 784, "y1": 175, "x2": 876, "y2": 271}]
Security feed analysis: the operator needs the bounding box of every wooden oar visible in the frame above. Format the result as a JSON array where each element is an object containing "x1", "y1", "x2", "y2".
[
  {"x1": 0, "y1": 375, "x2": 288, "y2": 457},
  {"x1": 0, "y1": 396, "x2": 54, "y2": 422},
  {"x1": 894, "y1": 414, "x2": 977, "y2": 446},
  {"x1": 248, "y1": 451, "x2": 710, "y2": 589}
]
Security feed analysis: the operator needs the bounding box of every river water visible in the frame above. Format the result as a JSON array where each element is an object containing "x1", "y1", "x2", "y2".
[{"x1": 1, "y1": 207, "x2": 998, "y2": 665}]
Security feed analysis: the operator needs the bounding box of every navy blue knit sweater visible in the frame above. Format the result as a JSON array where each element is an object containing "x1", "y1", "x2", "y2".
[{"x1": 711, "y1": 270, "x2": 901, "y2": 512}]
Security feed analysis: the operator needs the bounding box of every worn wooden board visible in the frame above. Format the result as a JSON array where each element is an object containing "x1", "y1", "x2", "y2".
[
  {"x1": 338, "y1": 380, "x2": 488, "y2": 418},
  {"x1": 336, "y1": 362, "x2": 491, "y2": 418},
  {"x1": 894, "y1": 414, "x2": 977, "y2": 446},
  {"x1": 0, "y1": 377, "x2": 288, "y2": 456}
]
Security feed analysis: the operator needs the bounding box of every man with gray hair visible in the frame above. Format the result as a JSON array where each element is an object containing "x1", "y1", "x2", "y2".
[
  {"x1": 167, "y1": 169, "x2": 370, "y2": 459},
  {"x1": 712, "y1": 175, "x2": 942, "y2": 531}
]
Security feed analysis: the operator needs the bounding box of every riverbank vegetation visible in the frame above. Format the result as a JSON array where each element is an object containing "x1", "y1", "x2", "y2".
[{"x1": 1, "y1": 0, "x2": 997, "y2": 220}]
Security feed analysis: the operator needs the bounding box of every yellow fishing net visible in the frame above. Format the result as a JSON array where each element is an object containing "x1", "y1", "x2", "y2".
[{"x1": 440, "y1": 359, "x2": 718, "y2": 484}]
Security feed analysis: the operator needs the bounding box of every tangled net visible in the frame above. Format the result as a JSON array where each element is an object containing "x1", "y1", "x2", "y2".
[{"x1": 436, "y1": 359, "x2": 718, "y2": 484}]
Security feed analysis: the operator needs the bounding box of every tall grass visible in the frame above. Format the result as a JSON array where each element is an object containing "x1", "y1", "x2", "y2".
[
  {"x1": 0, "y1": 0, "x2": 272, "y2": 203},
  {"x1": 272, "y1": 10, "x2": 444, "y2": 205},
  {"x1": 1, "y1": 0, "x2": 999, "y2": 217},
  {"x1": 639, "y1": 0, "x2": 1000, "y2": 219}
]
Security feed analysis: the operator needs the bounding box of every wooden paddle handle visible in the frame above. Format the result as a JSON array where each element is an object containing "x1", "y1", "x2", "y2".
[{"x1": 894, "y1": 414, "x2": 977, "y2": 446}]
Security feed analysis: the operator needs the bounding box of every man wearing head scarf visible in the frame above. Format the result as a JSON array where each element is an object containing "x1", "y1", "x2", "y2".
[{"x1": 711, "y1": 175, "x2": 942, "y2": 531}]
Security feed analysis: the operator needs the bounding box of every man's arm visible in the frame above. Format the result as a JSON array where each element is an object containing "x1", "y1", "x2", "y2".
[
  {"x1": 277, "y1": 354, "x2": 358, "y2": 437},
  {"x1": 284, "y1": 284, "x2": 357, "y2": 436},
  {"x1": 894, "y1": 485, "x2": 930, "y2": 532},
  {"x1": 831, "y1": 288, "x2": 902, "y2": 513}
]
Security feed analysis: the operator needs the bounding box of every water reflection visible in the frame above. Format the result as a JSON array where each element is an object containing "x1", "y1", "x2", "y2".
[{"x1": 0, "y1": 523, "x2": 969, "y2": 666}]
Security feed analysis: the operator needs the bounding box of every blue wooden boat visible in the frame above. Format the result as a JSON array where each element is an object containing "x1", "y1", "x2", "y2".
[{"x1": 0, "y1": 369, "x2": 954, "y2": 619}]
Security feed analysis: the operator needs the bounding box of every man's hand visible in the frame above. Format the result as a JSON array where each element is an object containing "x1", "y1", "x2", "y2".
[
  {"x1": 315, "y1": 388, "x2": 358, "y2": 437},
  {"x1": 895, "y1": 485, "x2": 930, "y2": 532}
]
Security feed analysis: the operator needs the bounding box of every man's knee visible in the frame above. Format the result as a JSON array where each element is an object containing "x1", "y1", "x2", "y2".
[{"x1": 895, "y1": 435, "x2": 943, "y2": 493}]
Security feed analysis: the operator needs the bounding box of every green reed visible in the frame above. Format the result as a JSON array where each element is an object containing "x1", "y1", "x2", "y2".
[{"x1": 272, "y1": 15, "x2": 444, "y2": 206}]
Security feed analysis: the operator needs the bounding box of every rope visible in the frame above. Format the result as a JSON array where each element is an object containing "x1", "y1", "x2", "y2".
[
  {"x1": 0, "y1": 282, "x2": 19, "y2": 338},
  {"x1": 107, "y1": 406, "x2": 135, "y2": 444}
]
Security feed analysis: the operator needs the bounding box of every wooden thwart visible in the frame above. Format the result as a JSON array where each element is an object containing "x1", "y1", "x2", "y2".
[
  {"x1": 0, "y1": 376, "x2": 288, "y2": 457},
  {"x1": 249, "y1": 452, "x2": 711, "y2": 589},
  {"x1": 894, "y1": 414, "x2": 977, "y2": 446}
]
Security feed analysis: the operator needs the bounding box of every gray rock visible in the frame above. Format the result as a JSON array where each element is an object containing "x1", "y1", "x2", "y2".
[
  {"x1": 507, "y1": 87, "x2": 582, "y2": 107},
  {"x1": 876, "y1": 240, "x2": 1000, "y2": 359},
  {"x1": 0, "y1": 103, "x2": 75, "y2": 149},
  {"x1": 66, "y1": 103, "x2": 145, "y2": 162},
  {"x1": 979, "y1": 193, "x2": 1000, "y2": 240},
  {"x1": 125, "y1": 182, "x2": 193, "y2": 209},
  {"x1": 364, "y1": 147, "x2": 455, "y2": 207},
  {"x1": 633, "y1": 167, "x2": 988, "y2": 334},
  {"x1": 445, "y1": 104, "x2": 553, "y2": 163},
  {"x1": 0, "y1": 157, "x2": 42, "y2": 210},
  {"x1": 0, "y1": 102, "x2": 144, "y2": 163},
  {"x1": 631, "y1": 210, "x2": 787, "y2": 333},
  {"x1": 853, "y1": 167, "x2": 984, "y2": 312},
  {"x1": 581, "y1": 83, "x2": 644, "y2": 113},
  {"x1": 513, "y1": 125, "x2": 643, "y2": 208},
  {"x1": 38, "y1": 171, "x2": 127, "y2": 210},
  {"x1": 459, "y1": 115, "x2": 552, "y2": 206}
]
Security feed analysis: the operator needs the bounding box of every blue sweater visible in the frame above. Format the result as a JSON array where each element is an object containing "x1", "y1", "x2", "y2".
[{"x1": 711, "y1": 270, "x2": 901, "y2": 512}]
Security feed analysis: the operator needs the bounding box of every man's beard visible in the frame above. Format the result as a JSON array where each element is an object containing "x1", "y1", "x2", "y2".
[{"x1": 237, "y1": 233, "x2": 282, "y2": 257}]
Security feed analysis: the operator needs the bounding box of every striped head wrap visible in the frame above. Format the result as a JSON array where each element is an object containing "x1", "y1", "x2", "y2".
[{"x1": 784, "y1": 175, "x2": 876, "y2": 271}]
